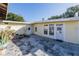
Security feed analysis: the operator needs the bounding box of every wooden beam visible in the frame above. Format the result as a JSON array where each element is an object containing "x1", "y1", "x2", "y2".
[
  {"x1": 0, "y1": 3, "x2": 8, "y2": 20},
  {"x1": 0, "y1": 3, "x2": 7, "y2": 7}
]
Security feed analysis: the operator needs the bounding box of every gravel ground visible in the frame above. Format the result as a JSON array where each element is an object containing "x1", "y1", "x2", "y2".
[{"x1": 2, "y1": 35, "x2": 79, "y2": 56}]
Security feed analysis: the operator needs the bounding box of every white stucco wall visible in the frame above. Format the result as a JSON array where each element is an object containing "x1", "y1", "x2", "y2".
[
  {"x1": 0, "y1": 23, "x2": 33, "y2": 35},
  {"x1": 32, "y1": 21, "x2": 79, "y2": 44},
  {"x1": 0, "y1": 20, "x2": 79, "y2": 44},
  {"x1": 0, "y1": 25, "x2": 26, "y2": 34},
  {"x1": 64, "y1": 21, "x2": 79, "y2": 44},
  {"x1": 25, "y1": 24, "x2": 33, "y2": 35},
  {"x1": 78, "y1": 22, "x2": 79, "y2": 41},
  {"x1": 32, "y1": 22, "x2": 65, "y2": 40}
]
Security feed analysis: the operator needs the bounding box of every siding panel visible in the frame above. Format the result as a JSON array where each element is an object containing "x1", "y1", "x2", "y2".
[{"x1": 65, "y1": 21, "x2": 79, "y2": 44}]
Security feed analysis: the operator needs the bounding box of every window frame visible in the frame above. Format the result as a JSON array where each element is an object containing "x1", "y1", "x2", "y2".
[
  {"x1": 44, "y1": 24, "x2": 48, "y2": 35},
  {"x1": 44, "y1": 29, "x2": 48, "y2": 35},
  {"x1": 35, "y1": 27, "x2": 37, "y2": 32},
  {"x1": 49, "y1": 24, "x2": 54, "y2": 35}
]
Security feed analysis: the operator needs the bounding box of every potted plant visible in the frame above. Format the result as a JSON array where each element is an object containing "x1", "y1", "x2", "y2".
[{"x1": 0, "y1": 26, "x2": 15, "y2": 55}]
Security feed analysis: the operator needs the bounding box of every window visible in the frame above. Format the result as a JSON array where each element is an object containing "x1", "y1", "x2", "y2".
[
  {"x1": 56, "y1": 24, "x2": 63, "y2": 33},
  {"x1": 57, "y1": 27, "x2": 62, "y2": 33},
  {"x1": 57, "y1": 27, "x2": 62, "y2": 31},
  {"x1": 44, "y1": 24, "x2": 48, "y2": 35},
  {"x1": 44, "y1": 24, "x2": 48, "y2": 26},
  {"x1": 56, "y1": 24, "x2": 63, "y2": 26},
  {"x1": 49, "y1": 24, "x2": 54, "y2": 35},
  {"x1": 28, "y1": 27, "x2": 30, "y2": 30},
  {"x1": 35, "y1": 27, "x2": 37, "y2": 32},
  {"x1": 5, "y1": 22, "x2": 8, "y2": 24},
  {"x1": 44, "y1": 29, "x2": 48, "y2": 35}
]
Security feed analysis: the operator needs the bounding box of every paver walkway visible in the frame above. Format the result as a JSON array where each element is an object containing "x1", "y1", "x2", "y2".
[{"x1": 3, "y1": 35, "x2": 79, "y2": 56}]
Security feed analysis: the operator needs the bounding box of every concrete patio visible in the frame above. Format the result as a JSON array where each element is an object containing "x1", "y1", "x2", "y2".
[{"x1": 3, "y1": 35, "x2": 79, "y2": 56}]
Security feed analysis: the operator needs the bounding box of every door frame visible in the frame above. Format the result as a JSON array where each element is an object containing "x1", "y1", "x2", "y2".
[
  {"x1": 48, "y1": 24, "x2": 55, "y2": 39},
  {"x1": 55, "y1": 23, "x2": 65, "y2": 41}
]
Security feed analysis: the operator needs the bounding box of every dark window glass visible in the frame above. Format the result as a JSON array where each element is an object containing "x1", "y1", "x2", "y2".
[
  {"x1": 49, "y1": 24, "x2": 54, "y2": 35},
  {"x1": 56, "y1": 24, "x2": 63, "y2": 34},
  {"x1": 57, "y1": 27, "x2": 62, "y2": 33},
  {"x1": 56, "y1": 24, "x2": 63, "y2": 26},
  {"x1": 28, "y1": 27, "x2": 30, "y2": 30},
  {"x1": 44, "y1": 29, "x2": 48, "y2": 35},
  {"x1": 5, "y1": 22, "x2": 8, "y2": 24},
  {"x1": 44, "y1": 24, "x2": 48, "y2": 26},
  {"x1": 57, "y1": 27, "x2": 62, "y2": 31},
  {"x1": 35, "y1": 27, "x2": 37, "y2": 32}
]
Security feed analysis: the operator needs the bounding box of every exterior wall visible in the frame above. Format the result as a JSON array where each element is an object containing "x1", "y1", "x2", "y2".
[
  {"x1": 0, "y1": 23, "x2": 33, "y2": 35},
  {"x1": 11, "y1": 25, "x2": 26, "y2": 34},
  {"x1": 32, "y1": 23, "x2": 44, "y2": 36},
  {"x1": 0, "y1": 24, "x2": 26, "y2": 35},
  {"x1": 78, "y1": 21, "x2": 79, "y2": 43},
  {"x1": 32, "y1": 22, "x2": 65, "y2": 40},
  {"x1": 25, "y1": 24, "x2": 33, "y2": 35},
  {"x1": 0, "y1": 20, "x2": 79, "y2": 44},
  {"x1": 0, "y1": 23, "x2": 27, "y2": 35},
  {"x1": 64, "y1": 21, "x2": 79, "y2": 44},
  {"x1": 32, "y1": 21, "x2": 79, "y2": 44}
]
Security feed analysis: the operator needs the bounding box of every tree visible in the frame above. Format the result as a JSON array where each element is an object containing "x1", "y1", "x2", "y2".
[
  {"x1": 48, "y1": 15, "x2": 62, "y2": 20},
  {"x1": 48, "y1": 5, "x2": 79, "y2": 20},
  {"x1": 62, "y1": 5, "x2": 79, "y2": 18},
  {"x1": 7, "y1": 13, "x2": 24, "y2": 22}
]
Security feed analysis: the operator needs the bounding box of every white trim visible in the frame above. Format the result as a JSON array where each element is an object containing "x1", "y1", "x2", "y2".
[
  {"x1": 54, "y1": 24, "x2": 57, "y2": 39},
  {"x1": 48, "y1": 24, "x2": 55, "y2": 39},
  {"x1": 2, "y1": 20, "x2": 31, "y2": 24},
  {"x1": 32, "y1": 17, "x2": 79, "y2": 24},
  {"x1": 63, "y1": 23, "x2": 66, "y2": 41},
  {"x1": 55, "y1": 23, "x2": 65, "y2": 41},
  {"x1": 2, "y1": 17, "x2": 79, "y2": 25},
  {"x1": 48, "y1": 24, "x2": 49, "y2": 36},
  {"x1": 47, "y1": 23, "x2": 65, "y2": 40},
  {"x1": 77, "y1": 22, "x2": 79, "y2": 40}
]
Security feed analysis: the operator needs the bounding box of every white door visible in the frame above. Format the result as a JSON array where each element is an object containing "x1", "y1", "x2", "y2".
[
  {"x1": 56, "y1": 24, "x2": 64, "y2": 40},
  {"x1": 49, "y1": 24, "x2": 54, "y2": 38}
]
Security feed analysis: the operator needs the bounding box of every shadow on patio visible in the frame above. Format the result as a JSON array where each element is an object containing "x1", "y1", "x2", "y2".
[
  {"x1": 4, "y1": 26, "x2": 79, "y2": 56},
  {"x1": 12, "y1": 35, "x2": 51, "y2": 56},
  {"x1": 10, "y1": 27, "x2": 55, "y2": 56}
]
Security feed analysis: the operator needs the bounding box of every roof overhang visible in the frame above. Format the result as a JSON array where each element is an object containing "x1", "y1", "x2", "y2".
[{"x1": 0, "y1": 17, "x2": 79, "y2": 25}]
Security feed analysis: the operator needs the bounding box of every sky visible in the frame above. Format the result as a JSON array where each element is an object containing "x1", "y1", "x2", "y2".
[{"x1": 8, "y1": 3, "x2": 79, "y2": 22}]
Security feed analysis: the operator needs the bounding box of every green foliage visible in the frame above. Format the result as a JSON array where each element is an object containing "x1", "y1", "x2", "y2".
[
  {"x1": 62, "y1": 5, "x2": 79, "y2": 18},
  {"x1": 48, "y1": 5, "x2": 79, "y2": 20},
  {"x1": 48, "y1": 15, "x2": 62, "y2": 20},
  {"x1": 0, "y1": 26, "x2": 15, "y2": 48},
  {"x1": 7, "y1": 13, "x2": 24, "y2": 22}
]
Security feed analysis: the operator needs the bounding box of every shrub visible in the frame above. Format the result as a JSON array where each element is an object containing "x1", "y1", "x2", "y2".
[{"x1": 0, "y1": 26, "x2": 15, "y2": 48}]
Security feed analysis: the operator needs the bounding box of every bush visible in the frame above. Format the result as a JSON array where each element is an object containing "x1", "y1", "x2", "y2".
[{"x1": 0, "y1": 26, "x2": 15, "y2": 48}]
